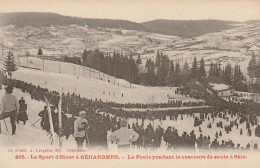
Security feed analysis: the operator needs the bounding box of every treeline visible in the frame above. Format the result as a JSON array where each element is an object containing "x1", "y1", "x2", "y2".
[
  {"x1": 63, "y1": 49, "x2": 246, "y2": 91},
  {"x1": 62, "y1": 49, "x2": 141, "y2": 84},
  {"x1": 247, "y1": 55, "x2": 260, "y2": 85},
  {"x1": 221, "y1": 63, "x2": 245, "y2": 91},
  {"x1": 143, "y1": 52, "x2": 209, "y2": 86},
  {"x1": 246, "y1": 54, "x2": 260, "y2": 93},
  {"x1": 82, "y1": 49, "x2": 141, "y2": 84},
  {"x1": 64, "y1": 56, "x2": 82, "y2": 65},
  {"x1": 143, "y1": 51, "x2": 246, "y2": 90}
]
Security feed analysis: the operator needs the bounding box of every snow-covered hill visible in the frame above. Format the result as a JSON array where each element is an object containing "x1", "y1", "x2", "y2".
[
  {"x1": 0, "y1": 56, "x2": 200, "y2": 104},
  {"x1": 1, "y1": 23, "x2": 259, "y2": 78},
  {"x1": 0, "y1": 24, "x2": 179, "y2": 57},
  {"x1": 135, "y1": 24, "x2": 260, "y2": 78}
]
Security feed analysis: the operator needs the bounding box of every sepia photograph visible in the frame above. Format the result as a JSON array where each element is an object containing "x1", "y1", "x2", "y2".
[{"x1": 0, "y1": 0, "x2": 260, "y2": 167}]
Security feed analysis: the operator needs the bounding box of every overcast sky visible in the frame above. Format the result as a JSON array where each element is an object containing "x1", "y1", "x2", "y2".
[{"x1": 0, "y1": 0, "x2": 259, "y2": 22}]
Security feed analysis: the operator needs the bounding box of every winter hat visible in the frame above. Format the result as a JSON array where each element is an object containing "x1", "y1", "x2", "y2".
[
  {"x1": 79, "y1": 111, "x2": 86, "y2": 116},
  {"x1": 5, "y1": 85, "x2": 13, "y2": 93},
  {"x1": 120, "y1": 119, "x2": 128, "y2": 127}
]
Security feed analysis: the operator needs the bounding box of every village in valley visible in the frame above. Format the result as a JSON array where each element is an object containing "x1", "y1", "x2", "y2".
[{"x1": 1, "y1": 18, "x2": 260, "y2": 104}]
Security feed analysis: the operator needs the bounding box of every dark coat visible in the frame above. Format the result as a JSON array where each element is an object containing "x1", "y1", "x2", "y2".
[{"x1": 17, "y1": 100, "x2": 28, "y2": 121}]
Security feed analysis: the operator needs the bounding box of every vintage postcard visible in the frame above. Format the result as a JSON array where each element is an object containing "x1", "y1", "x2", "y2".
[{"x1": 0, "y1": 0, "x2": 260, "y2": 168}]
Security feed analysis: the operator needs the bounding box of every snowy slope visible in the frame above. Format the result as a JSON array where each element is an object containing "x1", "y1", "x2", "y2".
[
  {"x1": 11, "y1": 67, "x2": 200, "y2": 104},
  {"x1": 1, "y1": 23, "x2": 259, "y2": 79},
  {"x1": 0, "y1": 56, "x2": 201, "y2": 104}
]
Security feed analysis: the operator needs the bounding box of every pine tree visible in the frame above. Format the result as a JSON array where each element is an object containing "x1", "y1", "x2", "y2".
[
  {"x1": 191, "y1": 57, "x2": 198, "y2": 79},
  {"x1": 155, "y1": 51, "x2": 161, "y2": 67},
  {"x1": 209, "y1": 62, "x2": 215, "y2": 77},
  {"x1": 199, "y1": 58, "x2": 206, "y2": 78},
  {"x1": 156, "y1": 53, "x2": 169, "y2": 86},
  {"x1": 233, "y1": 64, "x2": 245, "y2": 90},
  {"x1": 174, "y1": 62, "x2": 181, "y2": 87},
  {"x1": 38, "y1": 47, "x2": 43, "y2": 55},
  {"x1": 112, "y1": 51, "x2": 117, "y2": 76},
  {"x1": 255, "y1": 59, "x2": 260, "y2": 83},
  {"x1": 218, "y1": 62, "x2": 222, "y2": 77},
  {"x1": 136, "y1": 54, "x2": 142, "y2": 64},
  {"x1": 222, "y1": 63, "x2": 232, "y2": 84},
  {"x1": 145, "y1": 58, "x2": 156, "y2": 85},
  {"x1": 156, "y1": 64, "x2": 165, "y2": 86},
  {"x1": 214, "y1": 63, "x2": 221, "y2": 77},
  {"x1": 145, "y1": 58, "x2": 150, "y2": 68},
  {"x1": 247, "y1": 55, "x2": 257, "y2": 85},
  {"x1": 3, "y1": 51, "x2": 17, "y2": 79},
  {"x1": 82, "y1": 49, "x2": 88, "y2": 66},
  {"x1": 181, "y1": 61, "x2": 191, "y2": 85},
  {"x1": 166, "y1": 60, "x2": 175, "y2": 86}
]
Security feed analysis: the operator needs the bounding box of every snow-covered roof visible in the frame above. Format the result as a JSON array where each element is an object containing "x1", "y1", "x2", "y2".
[
  {"x1": 208, "y1": 83, "x2": 230, "y2": 91},
  {"x1": 198, "y1": 77, "x2": 232, "y2": 92}
]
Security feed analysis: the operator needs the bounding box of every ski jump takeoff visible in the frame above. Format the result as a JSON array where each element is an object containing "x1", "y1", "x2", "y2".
[{"x1": 0, "y1": 85, "x2": 19, "y2": 135}]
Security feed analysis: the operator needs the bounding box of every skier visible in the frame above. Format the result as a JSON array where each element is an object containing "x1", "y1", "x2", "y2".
[
  {"x1": 74, "y1": 111, "x2": 89, "y2": 149},
  {"x1": 63, "y1": 114, "x2": 76, "y2": 140},
  {"x1": 210, "y1": 139, "x2": 219, "y2": 150},
  {"x1": 143, "y1": 124, "x2": 155, "y2": 149},
  {"x1": 17, "y1": 97, "x2": 28, "y2": 125},
  {"x1": 154, "y1": 125, "x2": 164, "y2": 148},
  {"x1": 189, "y1": 130, "x2": 196, "y2": 150},
  {"x1": 253, "y1": 144, "x2": 258, "y2": 151},
  {"x1": 135, "y1": 125, "x2": 145, "y2": 149},
  {"x1": 0, "y1": 85, "x2": 19, "y2": 135},
  {"x1": 94, "y1": 115, "x2": 108, "y2": 150},
  {"x1": 38, "y1": 106, "x2": 48, "y2": 129},
  {"x1": 109, "y1": 119, "x2": 139, "y2": 152},
  {"x1": 202, "y1": 136, "x2": 210, "y2": 150},
  {"x1": 163, "y1": 126, "x2": 172, "y2": 146}
]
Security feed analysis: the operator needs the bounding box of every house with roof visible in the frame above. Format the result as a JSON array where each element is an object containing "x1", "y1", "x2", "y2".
[
  {"x1": 249, "y1": 45, "x2": 260, "y2": 56},
  {"x1": 199, "y1": 77, "x2": 235, "y2": 97},
  {"x1": 187, "y1": 80, "x2": 213, "y2": 97},
  {"x1": 234, "y1": 91, "x2": 260, "y2": 102},
  {"x1": 239, "y1": 45, "x2": 251, "y2": 54},
  {"x1": 187, "y1": 77, "x2": 234, "y2": 98}
]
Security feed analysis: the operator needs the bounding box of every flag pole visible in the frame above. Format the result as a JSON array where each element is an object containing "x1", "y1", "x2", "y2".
[
  {"x1": 58, "y1": 87, "x2": 63, "y2": 148},
  {"x1": 44, "y1": 96, "x2": 56, "y2": 147}
]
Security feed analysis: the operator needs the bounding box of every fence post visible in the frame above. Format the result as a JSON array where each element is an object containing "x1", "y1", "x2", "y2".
[
  {"x1": 89, "y1": 67, "x2": 91, "y2": 78},
  {"x1": 42, "y1": 59, "x2": 44, "y2": 71}
]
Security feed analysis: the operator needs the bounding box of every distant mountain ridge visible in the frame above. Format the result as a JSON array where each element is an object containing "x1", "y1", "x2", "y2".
[
  {"x1": 244, "y1": 20, "x2": 260, "y2": 24},
  {"x1": 0, "y1": 12, "x2": 256, "y2": 37},
  {"x1": 0, "y1": 12, "x2": 147, "y2": 31},
  {"x1": 140, "y1": 19, "x2": 240, "y2": 38}
]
